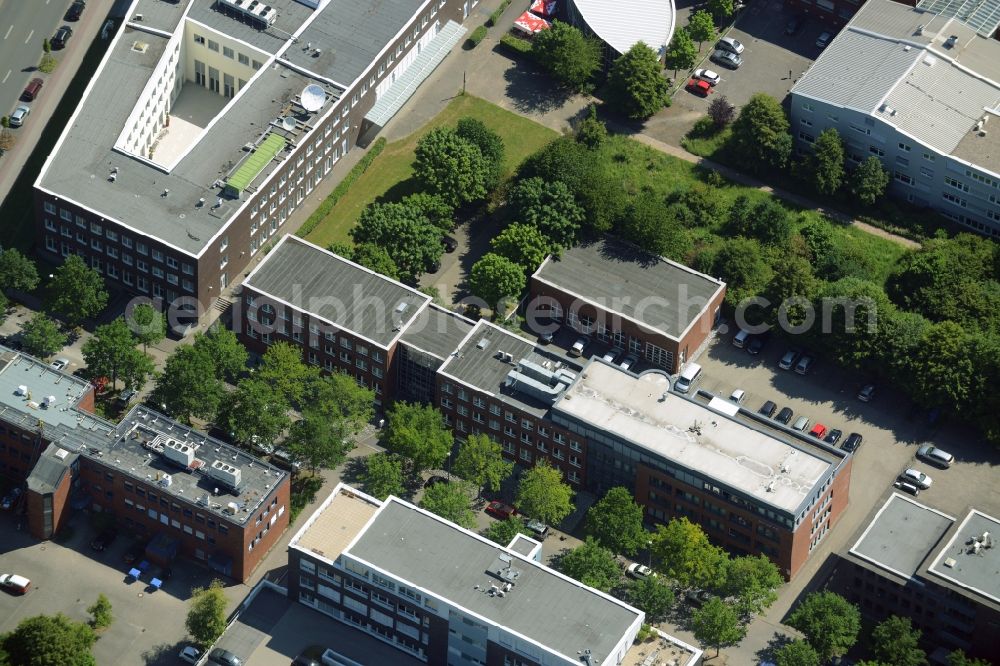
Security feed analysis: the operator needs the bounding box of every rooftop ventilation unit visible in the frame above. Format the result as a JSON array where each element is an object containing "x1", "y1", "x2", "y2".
[
  {"x1": 15, "y1": 385, "x2": 28, "y2": 396},
  {"x1": 43, "y1": 395, "x2": 56, "y2": 409},
  {"x1": 208, "y1": 459, "x2": 243, "y2": 489},
  {"x1": 217, "y1": 0, "x2": 277, "y2": 28},
  {"x1": 162, "y1": 439, "x2": 196, "y2": 467},
  {"x1": 159, "y1": 473, "x2": 173, "y2": 487},
  {"x1": 477, "y1": 338, "x2": 489, "y2": 350},
  {"x1": 223, "y1": 501, "x2": 239, "y2": 515}
]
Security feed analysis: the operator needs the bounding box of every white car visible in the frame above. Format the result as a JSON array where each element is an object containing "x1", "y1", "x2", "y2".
[
  {"x1": 178, "y1": 645, "x2": 202, "y2": 664},
  {"x1": 50, "y1": 358, "x2": 69, "y2": 371},
  {"x1": 627, "y1": 563, "x2": 655, "y2": 578},
  {"x1": 0, "y1": 573, "x2": 31, "y2": 594},
  {"x1": 716, "y1": 36, "x2": 744, "y2": 54},
  {"x1": 693, "y1": 68, "x2": 721, "y2": 86},
  {"x1": 569, "y1": 336, "x2": 587, "y2": 357},
  {"x1": 900, "y1": 468, "x2": 932, "y2": 489},
  {"x1": 729, "y1": 389, "x2": 745, "y2": 404}
]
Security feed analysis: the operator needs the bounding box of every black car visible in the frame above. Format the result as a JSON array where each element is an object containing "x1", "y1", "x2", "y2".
[
  {"x1": 785, "y1": 15, "x2": 804, "y2": 35},
  {"x1": 841, "y1": 432, "x2": 863, "y2": 453},
  {"x1": 824, "y1": 429, "x2": 843, "y2": 446},
  {"x1": 441, "y1": 235, "x2": 458, "y2": 253},
  {"x1": 208, "y1": 648, "x2": 242, "y2": 666},
  {"x1": 65, "y1": 0, "x2": 85, "y2": 21},
  {"x1": 775, "y1": 407, "x2": 794, "y2": 424},
  {"x1": 90, "y1": 528, "x2": 118, "y2": 552},
  {"x1": 423, "y1": 475, "x2": 449, "y2": 488},
  {"x1": 746, "y1": 333, "x2": 769, "y2": 355},
  {"x1": 758, "y1": 400, "x2": 777, "y2": 418},
  {"x1": 51, "y1": 26, "x2": 73, "y2": 49}
]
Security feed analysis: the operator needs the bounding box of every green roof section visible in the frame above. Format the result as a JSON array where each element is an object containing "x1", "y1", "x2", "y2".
[{"x1": 225, "y1": 133, "x2": 286, "y2": 197}]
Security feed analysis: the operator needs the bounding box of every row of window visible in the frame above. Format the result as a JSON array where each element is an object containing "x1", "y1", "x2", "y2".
[
  {"x1": 192, "y1": 34, "x2": 263, "y2": 70},
  {"x1": 44, "y1": 241, "x2": 196, "y2": 298}
]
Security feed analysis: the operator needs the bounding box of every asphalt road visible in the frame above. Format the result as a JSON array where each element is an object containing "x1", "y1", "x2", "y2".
[{"x1": 0, "y1": 0, "x2": 74, "y2": 122}]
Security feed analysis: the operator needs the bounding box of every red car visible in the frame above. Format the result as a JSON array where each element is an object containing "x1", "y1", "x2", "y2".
[
  {"x1": 809, "y1": 423, "x2": 828, "y2": 439},
  {"x1": 485, "y1": 501, "x2": 516, "y2": 520},
  {"x1": 685, "y1": 79, "x2": 712, "y2": 97}
]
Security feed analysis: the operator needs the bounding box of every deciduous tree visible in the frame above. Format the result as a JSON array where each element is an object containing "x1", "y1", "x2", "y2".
[
  {"x1": 509, "y1": 177, "x2": 585, "y2": 248},
  {"x1": 721, "y1": 554, "x2": 783, "y2": 618},
  {"x1": 81, "y1": 318, "x2": 142, "y2": 389},
  {"x1": 516, "y1": 461, "x2": 574, "y2": 525},
  {"x1": 414, "y1": 127, "x2": 489, "y2": 206},
  {"x1": 491, "y1": 223, "x2": 552, "y2": 273},
  {"x1": 664, "y1": 29, "x2": 698, "y2": 78},
  {"x1": 688, "y1": 10, "x2": 717, "y2": 49},
  {"x1": 402, "y1": 192, "x2": 455, "y2": 232},
  {"x1": 708, "y1": 0, "x2": 735, "y2": 23},
  {"x1": 806, "y1": 127, "x2": 845, "y2": 195},
  {"x1": 351, "y1": 242, "x2": 401, "y2": 280},
  {"x1": 457, "y1": 117, "x2": 506, "y2": 189},
  {"x1": 870, "y1": 615, "x2": 926, "y2": 666},
  {"x1": 774, "y1": 640, "x2": 820, "y2": 666},
  {"x1": 726, "y1": 196, "x2": 792, "y2": 246},
  {"x1": 255, "y1": 341, "x2": 319, "y2": 408},
  {"x1": 151, "y1": 344, "x2": 224, "y2": 421},
  {"x1": 650, "y1": 517, "x2": 728, "y2": 590},
  {"x1": 786, "y1": 591, "x2": 860, "y2": 663},
  {"x1": 284, "y1": 408, "x2": 355, "y2": 474},
  {"x1": 352, "y1": 201, "x2": 444, "y2": 281},
  {"x1": 557, "y1": 537, "x2": 621, "y2": 592},
  {"x1": 363, "y1": 453, "x2": 406, "y2": 500},
  {"x1": 692, "y1": 597, "x2": 745, "y2": 657},
  {"x1": 947, "y1": 650, "x2": 991, "y2": 666},
  {"x1": 20, "y1": 313, "x2": 67, "y2": 358},
  {"x1": 609, "y1": 42, "x2": 671, "y2": 119},
  {"x1": 531, "y1": 21, "x2": 602, "y2": 92},
  {"x1": 384, "y1": 402, "x2": 453, "y2": 474},
  {"x1": 87, "y1": 594, "x2": 113, "y2": 630},
  {"x1": 469, "y1": 253, "x2": 526, "y2": 310},
  {"x1": 419, "y1": 481, "x2": 476, "y2": 528},
  {"x1": 192, "y1": 325, "x2": 248, "y2": 383},
  {"x1": 46, "y1": 254, "x2": 109, "y2": 328},
  {"x1": 585, "y1": 486, "x2": 647, "y2": 556},
  {"x1": 850, "y1": 155, "x2": 889, "y2": 205},
  {"x1": 708, "y1": 96, "x2": 735, "y2": 129},
  {"x1": 729, "y1": 93, "x2": 792, "y2": 174},
  {"x1": 484, "y1": 515, "x2": 526, "y2": 546},
  {"x1": 627, "y1": 575, "x2": 675, "y2": 623},
  {"x1": 452, "y1": 433, "x2": 513, "y2": 499},
  {"x1": 185, "y1": 580, "x2": 228, "y2": 647},
  {"x1": 711, "y1": 237, "x2": 772, "y2": 306},
  {"x1": 128, "y1": 302, "x2": 165, "y2": 354},
  {"x1": 218, "y1": 379, "x2": 290, "y2": 450},
  {"x1": 0, "y1": 248, "x2": 39, "y2": 293},
  {"x1": 575, "y1": 105, "x2": 607, "y2": 149},
  {"x1": 620, "y1": 192, "x2": 691, "y2": 260},
  {"x1": 3, "y1": 613, "x2": 97, "y2": 666}
]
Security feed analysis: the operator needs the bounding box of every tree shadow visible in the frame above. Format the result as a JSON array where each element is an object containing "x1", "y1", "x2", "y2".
[
  {"x1": 498, "y1": 50, "x2": 576, "y2": 115},
  {"x1": 141, "y1": 641, "x2": 191, "y2": 665},
  {"x1": 755, "y1": 632, "x2": 796, "y2": 664},
  {"x1": 340, "y1": 457, "x2": 367, "y2": 486},
  {"x1": 374, "y1": 176, "x2": 424, "y2": 206}
]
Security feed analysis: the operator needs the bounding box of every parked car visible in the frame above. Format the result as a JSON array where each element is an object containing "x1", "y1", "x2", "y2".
[
  {"x1": 916, "y1": 445, "x2": 954, "y2": 468},
  {"x1": 824, "y1": 429, "x2": 843, "y2": 446},
  {"x1": 729, "y1": 389, "x2": 745, "y2": 404},
  {"x1": 794, "y1": 355, "x2": 815, "y2": 375},
  {"x1": 602, "y1": 347, "x2": 624, "y2": 364},
  {"x1": 569, "y1": 336, "x2": 587, "y2": 357},
  {"x1": 117, "y1": 388, "x2": 137, "y2": 406},
  {"x1": 538, "y1": 327, "x2": 556, "y2": 345},
  {"x1": 775, "y1": 407, "x2": 794, "y2": 424},
  {"x1": 746, "y1": 334, "x2": 768, "y2": 355},
  {"x1": 620, "y1": 353, "x2": 639, "y2": 371},
  {"x1": 178, "y1": 646, "x2": 202, "y2": 664},
  {"x1": 778, "y1": 349, "x2": 800, "y2": 370},
  {"x1": 21, "y1": 78, "x2": 43, "y2": 102},
  {"x1": 758, "y1": 400, "x2": 777, "y2": 418},
  {"x1": 900, "y1": 468, "x2": 932, "y2": 489},
  {"x1": 90, "y1": 528, "x2": 118, "y2": 552},
  {"x1": 808, "y1": 423, "x2": 828, "y2": 439},
  {"x1": 65, "y1": 0, "x2": 86, "y2": 21},
  {"x1": 717, "y1": 36, "x2": 745, "y2": 54},
  {"x1": 485, "y1": 501, "x2": 516, "y2": 520},
  {"x1": 50, "y1": 358, "x2": 69, "y2": 371},
  {"x1": 693, "y1": 68, "x2": 721, "y2": 86},
  {"x1": 627, "y1": 563, "x2": 655, "y2": 578},
  {"x1": 1, "y1": 488, "x2": 22, "y2": 510},
  {"x1": 423, "y1": 475, "x2": 449, "y2": 488},
  {"x1": 9, "y1": 106, "x2": 29, "y2": 128},
  {"x1": 526, "y1": 519, "x2": 548, "y2": 539},
  {"x1": 816, "y1": 31, "x2": 832, "y2": 48},
  {"x1": 0, "y1": 574, "x2": 31, "y2": 594},
  {"x1": 685, "y1": 589, "x2": 713, "y2": 608},
  {"x1": 441, "y1": 235, "x2": 458, "y2": 253},
  {"x1": 208, "y1": 648, "x2": 242, "y2": 666},
  {"x1": 857, "y1": 383, "x2": 875, "y2": 402},
  {"x1": 792, "y1": 416, "x2": 810, "y2": 431},
  {"x1": 842, "y1": 432, "x2": 863, "y2": 453},
  {"x1": 51, "y1": 25, "x2": 73, "y2": 49},
  {"x1": 710, "y1": 50, "x2": 743, "y2": 69},
  {"x1": 686, "y1": 78, "x2": 712, "y2": 97},
  {"x1": 785, "y1": 15, "x2": 805, "y2": 35},
  {"x1": 893, "y1": 480, "x2": 920, "y2": 496}
]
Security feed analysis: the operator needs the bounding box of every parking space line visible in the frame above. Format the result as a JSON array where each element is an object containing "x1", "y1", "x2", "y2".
[
  {"x1": 24, "y1": 29, "x2": 33, "y2": 44},
  {"x1": 4, "y1": 25, "x2": 12, "y2": 40},
  {"x1": 2, "y1": 70, "x2": 10, "y2": 84}
]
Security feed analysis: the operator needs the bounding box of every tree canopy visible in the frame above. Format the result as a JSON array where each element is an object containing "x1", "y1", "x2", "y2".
[
  {"x1": 721, "y1": 554, "x2": 783, "y2": 619},
  {"x1": 664, "y1": 29, "x2": 698, "y2": 77},
  {"x1": 419, "y1": 481, "x2": 476, "y2": 529},
  {"x1": 774, "y1": 640, "x2": 820, "y2": 666},
  {"x1": 515, "y1": 461, "x2": 574, "y2": 525},
  {"x1": 414, "y1": 126, "x2": 490, "y2": 206},
  {"x1": 456, "y1": 117, "x2": 505, "y2": 190},
  {"x1": 152, "y1": 344, "x2": 224, "y2": 421},
  {"x1": 531, "y1": 21, "x2": 602, "y2": 92},
  {"x1": 46, "y1": 255, "x2": 108, "y2": 328},
  {"x1": 556, "y1": 537, "x2": 621, "y2": 592},
  {"x1": 452, "y1": 433, "x2": 513, "y2": 499},
  {"x1": 870, "y1": 615, "x2": 926, "y2": 666},
  {"x1": 729, "y1": 93, "x2": 792, "y2": 174},
  {"x1": 469, "y1": 253, "x2": 526, "y2": 310},
  {"x1": 81, "y1": 317, "x2": 153, "y2": 390},
  {"x1": 193, "y1": 325, "x2": 248, "y2": 382},
  {"x1": 692, "y1": 597, "x2": 746, "y2": 657},
  {"x1": 363, "y1": 452, "x2": 406, "y2": 500},
  {"x1": 0, "y1": 248, "x2": 39, "y2": 293},
  {"x1": 619, "y1": 191, "x2": 692, "y2": 260},
  {"x1": 491, "y1": 223, "x2": 552, "y2": 273},
  {"x1": 384, "y1": 402, "x2": 453, "y2": 474},
  {"x1": 627, "y1": 574, "x2": 675, "y2": 623},
  {"x1": 185, "y1": 580, "x2": 228, "y2": 647},
  {"x1": 128, "y1": 302, "x2": 165, "y2": 353},
  {"x1": 806, "y1": 127, "x2": 845, "y2": 195},
  {"x1": 650, "y1": 517, "x2": 727, "y2": 590},
  {"x1": 608, "y1": 42, "x2": 671, "y2": 120},
  {"x1": 786, "y1": 591, "x2": 860, "y2": 663},
  {"x1": 218, "y1": 379, "x2": 290, "y2": 449},
  {"x1": 484, "y1": 515, "x2": 526, "y2": 546},
  {"x1": 351, "y1": 201, "x2": 443, "y2": 282},
  {"x1": 509, "y1": 177, "x2": 585, "y2": 248},
  {"x1": 688, "y1": 10, "x2": 717, "y2": 47},
  {"x1": 20, "y1": 313, "x2": 67, "y2": 358},
  {"x1": 585, "y1": 486, "x2": 647, "y2": 556},
  {"x1": 850, "y1": 155, "x2": 889, "y2": 205},
  {"x1": 2, "y1": 613, "x2": 97, "y2": 666}
]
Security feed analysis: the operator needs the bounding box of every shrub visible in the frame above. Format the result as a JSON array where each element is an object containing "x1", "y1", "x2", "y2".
[
  {"x1": 38, "y1": 53, "x2": 57, "y2": 73},
  {"x1": 295, "y1": 137, "x2": 386, "y2": 238},
  {"x1": 466, "y1": 25, "x2": 488, "y2": 48},
  {"x1": 500, "y1": 34, "x2": 533, "y2": 56},
  {"x1": 487, "y1": 0, "x2": 512, "y2": 26}
]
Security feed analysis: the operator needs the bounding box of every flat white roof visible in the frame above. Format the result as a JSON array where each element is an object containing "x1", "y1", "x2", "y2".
[{"x1": 553, "y1": 362, "x2": 832, "y2": 514}]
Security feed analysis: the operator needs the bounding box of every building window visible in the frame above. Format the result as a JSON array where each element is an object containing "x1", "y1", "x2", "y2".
[
  {"x1": 223, "y1": 46, "x2": 234, "y2": 59},
  {"x1": 207, "y1": 40, "x2": 219, "y2": 52}
]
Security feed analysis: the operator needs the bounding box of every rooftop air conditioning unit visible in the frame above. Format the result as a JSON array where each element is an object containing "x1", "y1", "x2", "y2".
[
  {"x1": 208, "y1": 459, "x2": 243, "y2": 489},
  {"x1": 162, "y1": 438, "x2": 196, "y2": 467}
]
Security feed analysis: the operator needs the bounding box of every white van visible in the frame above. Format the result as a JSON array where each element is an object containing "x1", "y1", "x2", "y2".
[{"x1": 674, "y1": 363, "x2": 703, "y2": 394}]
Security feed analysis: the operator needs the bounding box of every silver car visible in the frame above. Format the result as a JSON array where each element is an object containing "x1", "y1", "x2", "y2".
[
  {"x1": 710, "y1": 50, "x2": 742, "y2": 69},
  {"x1": 717, "y1": 36, "x2": 745, "y2": 54},
  {"x1": 9, "y1": 105, "x2": 29, "y2": 127},
  {"x1": 916, "y1": 445, "x2": 953, "y2": 468},
  {"x1": 900, "y1": 468, "x2": 932, "y2": 489},
  {"x1": 792, "y1": 416, "x2": 810, "y2": 431}
]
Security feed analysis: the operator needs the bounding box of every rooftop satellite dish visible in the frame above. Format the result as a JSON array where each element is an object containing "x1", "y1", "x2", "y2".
[
  {"x1": 281, "y1": 116, "x2": 296, "y2": 130},
  {"x1": 300, "y1": 84, "x2": 326, "y2": 112}
]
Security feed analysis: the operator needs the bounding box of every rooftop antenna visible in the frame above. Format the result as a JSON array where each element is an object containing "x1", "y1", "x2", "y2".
[{"x1": 300, "y1": 84, "x2": 326, "y2": 113}]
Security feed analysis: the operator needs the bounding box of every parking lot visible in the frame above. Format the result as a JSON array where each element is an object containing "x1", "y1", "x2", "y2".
[
  {"x1": 673, "y1": 0, "x2": 830, "y2": 112},
  {"x1": 0, "y1": 511, "x2": 227, "y2": 666}
]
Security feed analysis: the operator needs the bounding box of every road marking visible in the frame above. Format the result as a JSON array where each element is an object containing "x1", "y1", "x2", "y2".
[
  {"x1": 4, "y1": 25, "x2": 11, "y2": 40},
  {"x1": 24, "y1": 29, "x2": 33, "y2": 44},
  {"x1": 2, "y1": 70, "x2": 9, "y2": 84}
]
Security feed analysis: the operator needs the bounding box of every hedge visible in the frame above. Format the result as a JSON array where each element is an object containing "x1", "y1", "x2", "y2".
[
  {"x1": 487, "y1": 0, "x2": 512, "y2": 27},
  {"x1": 499, "y1": 34, "x2": 533, "y2": 57},
  {"x1": 295, "y1": 137, "x2": 387, "y2": 239},
  {"x1": 466, "y1": 25, "x2": 488, "y2": 48}
]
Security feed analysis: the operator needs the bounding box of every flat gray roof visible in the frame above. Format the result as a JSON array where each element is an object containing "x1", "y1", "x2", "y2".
[
  {"x1": 26, "y1": 444, "x2": 78, "y2": 495},
  {"x1": 438, "y1": 321, "x2": 583, "y2": 418},
  {"x1": 347, "y1": 498, "x2": 641, "y2": 663},
  {"x1": 0, "y1": 348, "x2": 95, "y2": 433},
  {"x1": 244, "y1": 235, "x2": 430, "y2": 348},
  {"x1": 130, "y1": 0, "x2": 187, "y2": 33},
  {"x1": 552, "y1": 361, "x2": 833, "y2": 515},
  {"x1": 533, "y1": 239, "x2": 724, "y2": 340},
  {"x1": 399, "y1": 304, "x2": 475, "y2": 360},
  {"x1": 187, "y1": 0, "x2": 313, "y2": 55},
  {"x1": 849, "y1": 493, "x2": 955, "y2": 580},
  {"x1": 792, "y1": 0, "x2": 1000, "y2": 172},
  {"x1": 928, "y1": 510, "x2": 1000, "y2": 606},
  {"x1": 282, "y1": 0, "x2": 429, "y2": 85}
]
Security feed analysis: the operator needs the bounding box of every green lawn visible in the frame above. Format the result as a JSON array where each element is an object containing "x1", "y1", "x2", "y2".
[{"x1": 304, "y1": 94, "x2": 558, "y2": 249}]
